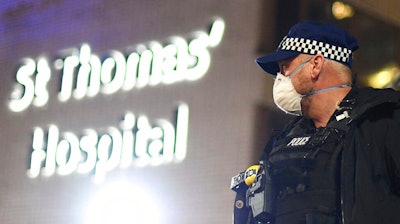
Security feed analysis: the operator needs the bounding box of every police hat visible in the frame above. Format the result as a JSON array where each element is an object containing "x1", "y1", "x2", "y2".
[{"x1": 256, "y1": 21, "x2": 359, "y2": 75}]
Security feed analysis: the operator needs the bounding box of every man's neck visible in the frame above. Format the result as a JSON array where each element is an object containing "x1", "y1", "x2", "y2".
[{"x1": 303, "y1": 87, "x2": 352, "y2": 128}]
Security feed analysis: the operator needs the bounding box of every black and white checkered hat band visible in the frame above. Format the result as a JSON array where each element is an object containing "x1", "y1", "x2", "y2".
[{"x1": 279, "y1": 36, "x2": 352, "y2": 63}]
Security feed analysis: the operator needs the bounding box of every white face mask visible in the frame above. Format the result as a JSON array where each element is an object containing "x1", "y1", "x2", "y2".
[
  {"x1": 272, "y1": 59, "x2": 352, "y2": 116},
  {"x1": 272, "y1": 59, "x2": 309, "y2": 116},
  {"x1": 273, "y1": 72, "x2": 303, "y2": 116}
]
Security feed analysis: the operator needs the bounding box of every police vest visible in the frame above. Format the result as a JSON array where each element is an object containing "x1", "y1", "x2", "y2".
[{"x1": 267, "y1": 120, "x2": 347, "y2": 224}]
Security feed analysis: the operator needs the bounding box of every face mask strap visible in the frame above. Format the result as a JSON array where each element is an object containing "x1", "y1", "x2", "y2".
[
  {"x1": 287, "y1": 59, "x2": 311, "y2": 78},
  {"x1": 301, "y1": 83, "x2": 352, "y2": 98}
]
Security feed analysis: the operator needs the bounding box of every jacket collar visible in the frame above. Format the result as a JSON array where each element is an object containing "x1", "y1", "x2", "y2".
[{"x1": 337, "y1": 87, "x2": 400, "y2": 123}]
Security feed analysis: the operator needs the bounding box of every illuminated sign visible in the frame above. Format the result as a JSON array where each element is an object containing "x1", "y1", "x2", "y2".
[
  {"x1": 6, "y1": 18, "x2": 225, "y2": 181},
  {"x1": 8, "y1": 18, "x2": 225, "y2": 112},
  {"x1": 27, "y1": 104, "x2": 189, "y2": 183}
]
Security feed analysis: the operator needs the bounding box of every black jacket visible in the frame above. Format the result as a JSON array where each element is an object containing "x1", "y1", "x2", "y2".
[
  {"x1": 258, "y1": 87, "x2": 400, "y2": 224},
  {"x1": 339, "y1": 87, "x2": 400, "y2": 224}
]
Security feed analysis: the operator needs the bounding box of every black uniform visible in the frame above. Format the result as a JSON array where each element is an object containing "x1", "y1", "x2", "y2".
[{"x1": 233, "y1": 87, "x2": 400, "y2": 224}]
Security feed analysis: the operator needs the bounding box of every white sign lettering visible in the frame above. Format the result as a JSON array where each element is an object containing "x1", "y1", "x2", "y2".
[
  {"x1": 6, "y1": 18, "x2": 225, "y2": 181},
  {"x1": 27, "y1": 104, "x2": 189, "y2": 183},
  {"x1": 8, "y1": 18, "x2": 225, "y2": 112}
]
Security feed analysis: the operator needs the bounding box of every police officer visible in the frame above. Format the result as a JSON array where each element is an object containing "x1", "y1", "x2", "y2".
[{"x1": 232, "y1": 21, "x2": 400, "y2": 224}]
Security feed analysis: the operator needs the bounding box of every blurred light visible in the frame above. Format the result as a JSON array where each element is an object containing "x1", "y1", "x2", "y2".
[
  {"x1": 332, "y1": 1, "x2": 354, "y2": 20},
  {"x1": 85, "y1": 181, "x2": 161, "y2": 224},
  {"x1": 369, "y1": 71, "x2": 392, "y2": 87},
  {"x1": 365, "y1": 63, "x2": 400, "y2": 88}
]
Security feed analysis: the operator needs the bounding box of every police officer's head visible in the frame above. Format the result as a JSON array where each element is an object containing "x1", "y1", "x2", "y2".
[{"x1": 255, "y1": 21, "x2": 359, "y2": 120}]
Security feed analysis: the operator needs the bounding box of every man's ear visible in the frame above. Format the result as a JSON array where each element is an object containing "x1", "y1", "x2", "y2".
[{"x1": 310, "y1": 53, "x2": 324, "y2": 80}]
